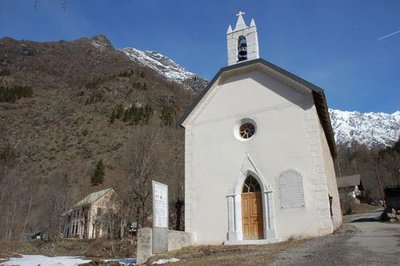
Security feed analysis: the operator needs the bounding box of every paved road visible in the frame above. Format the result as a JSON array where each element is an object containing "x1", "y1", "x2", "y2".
[{"x1": 271, "y1": 211, "x2": 400, "y2": 266}]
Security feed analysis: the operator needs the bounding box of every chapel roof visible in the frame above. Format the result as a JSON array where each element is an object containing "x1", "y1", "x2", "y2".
[{"x1": 180, "y1": 58, "x2": 337, "y2": 158}]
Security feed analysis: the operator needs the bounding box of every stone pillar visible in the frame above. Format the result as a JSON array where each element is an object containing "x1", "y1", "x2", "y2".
[
  {"x1": 264, "y1": 191, "x2": 276, "y2": 240},
  {"x1": 137, "y1": 228, "x2": 152, "y2": 265},
  {"x1": 226, "y1": 194, "x2": 236, "y2": 240}
]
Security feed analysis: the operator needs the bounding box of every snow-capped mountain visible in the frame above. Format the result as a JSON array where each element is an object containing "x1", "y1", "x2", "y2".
[
  {"x1": 329, "y1": 109, "x2": 400, "y2": 147},
  {"x1": 121, "y1": 47, "x2": 207, "y2": 93}
]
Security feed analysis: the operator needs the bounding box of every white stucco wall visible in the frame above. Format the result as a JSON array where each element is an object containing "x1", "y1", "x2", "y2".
[
  {"x1": 184, "y1": 67, "x2": 339, "y2": 244},
  {"x1": 318, "y1": 122, "x2": 342, "y2": 229}
]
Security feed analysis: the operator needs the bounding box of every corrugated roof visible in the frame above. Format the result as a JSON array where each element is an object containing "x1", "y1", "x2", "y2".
[
  {"x1": 73, "y1": 188, "x2": 113, "y2": 207},
  {"x1": 179, "y1": 58, "x2": 337, "y2": 158},
  {"x1": 336, "y1": 175, "x2": 361, "y2": 188}
]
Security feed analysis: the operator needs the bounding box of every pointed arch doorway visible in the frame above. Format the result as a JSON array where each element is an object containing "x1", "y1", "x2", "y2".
[
  {"x1": 225, "y1": 158, "x2": 277, "y2": 243},
  {"x1": 241, "y1": 175, "x2": 264, "y2": 239}
]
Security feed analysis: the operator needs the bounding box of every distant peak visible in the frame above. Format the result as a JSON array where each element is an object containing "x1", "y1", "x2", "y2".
[
  {"x1": 90, "y1": 34, "x2": 113, "y2": 50},
  {"x1": 392, "y1": 111, "x2": 400, "y2": 116}
]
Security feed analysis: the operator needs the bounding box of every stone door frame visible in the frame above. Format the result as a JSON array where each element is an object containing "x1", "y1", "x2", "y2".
[{"x1": 226, "y1": 156, "x2": 277, "y2": 243}]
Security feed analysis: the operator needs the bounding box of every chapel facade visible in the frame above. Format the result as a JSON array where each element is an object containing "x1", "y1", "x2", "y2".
[{"x1": 180, "y1": 12, "x2": 342, "y2": 244}]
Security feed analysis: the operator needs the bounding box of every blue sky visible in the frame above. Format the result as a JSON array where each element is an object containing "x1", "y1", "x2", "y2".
[{"x1": 0, "y1": 0, "x2": 399, "y2": 113}]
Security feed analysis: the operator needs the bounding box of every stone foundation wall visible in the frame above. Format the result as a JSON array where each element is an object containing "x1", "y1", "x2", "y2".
[
  {"x1": 168, "y1": 230, "x2": 195, "y2": 251},
  {"x1": 136, "y1": 228, "x2": 194, "y2": 264}
]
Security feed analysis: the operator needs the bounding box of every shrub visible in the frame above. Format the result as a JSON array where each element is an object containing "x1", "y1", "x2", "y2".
[
  {"x1": 132, "y1": 81, "x2": 148, "y2": 90},
  {"x1": 111, "y1": 103, "x2": 153, "y2": 125},
  {"x1": 109, "y1": 110, "x2": 116, "y2": 124},
  {"x1": 85, "y1": 77, "x2": 103, "y2": 89},
  {"x1": 117, "y1": 69, "x2": 134, "y2": 78},
  {"x1": 160, "y1": 106, "x2": 176, "y2": 126},
  {"x1": 82, "y1": 129, "x2": 89, "y2": 136},
  {"x1": 0, "y1": 85, "x2": 33, "y2": 103},
  {"x1": 344, "y1": 196, "x2": 358, "y2": 214},
  {"x1": 0, "y1": 144, "x2": 17, "y2": 164},
  {"x1": 85, "y1": 91, "x2": 103, "y2": 105},
  {"x1": 114, "y1": 104, "x2": 124, "y2": 119},
  {"x1": 0, "y1": 69, "x2": 11, "y2": 76}
]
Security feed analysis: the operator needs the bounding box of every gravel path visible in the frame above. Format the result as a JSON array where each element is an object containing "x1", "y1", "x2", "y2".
[{"x1": 271, "y1": 212, "x2": 400, "y2": 266}]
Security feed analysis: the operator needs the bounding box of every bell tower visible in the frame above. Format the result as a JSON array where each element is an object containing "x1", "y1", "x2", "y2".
[{"x1": 227, "y1": 11, "x2": 259, "y2": 66}]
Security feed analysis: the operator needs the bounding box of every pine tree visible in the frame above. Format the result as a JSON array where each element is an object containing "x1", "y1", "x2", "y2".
[
  {"x1": 91, "y1": 159, "x2": 105, "y2": 186},
  {"x1": 109, "y1": 110, "x2": 115, "y2": 124}
]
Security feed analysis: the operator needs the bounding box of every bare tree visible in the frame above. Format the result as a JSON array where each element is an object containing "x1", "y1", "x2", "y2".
[
  {"x1": 0, "y1": 142, "x2": 21, "y2": 241},
  {"x1": 44, "y1": 160, "x2": 87, "y2": 240},
  {"x1": 0, "y1": 143, "x2": 18, "y2": 205},
  {"x1": 120, "y1": 124, "x2": 160, "y2": 228},
  {"x1": 20, "y1": 168, "x2": 43, "y2": 238}
]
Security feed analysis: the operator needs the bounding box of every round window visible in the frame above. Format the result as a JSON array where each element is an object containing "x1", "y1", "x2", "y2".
[
  {"x1": 234, "y1": 118, "x2": 257, "y2": 141},
  {"x1": 239, "y1": 123, "x2": 255, "y2": 139}
]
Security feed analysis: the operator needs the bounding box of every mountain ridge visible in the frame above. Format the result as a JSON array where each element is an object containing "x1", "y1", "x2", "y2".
[
  {"x1": 121, "y1": 47, "x2": 207, "y2": 93},
  {"x1": 329, "y1": 109, "x2": 400, "y2": 147}
]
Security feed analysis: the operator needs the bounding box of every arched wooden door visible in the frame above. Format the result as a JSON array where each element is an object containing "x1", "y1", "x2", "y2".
[{"x1": 242, "y1": 175, "x2": 264, "y2": 239}]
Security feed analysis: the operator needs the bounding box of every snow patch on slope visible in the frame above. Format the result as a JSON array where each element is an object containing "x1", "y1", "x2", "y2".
[{"x1": 120, "y1": 47, "x2": 207, "y2": 93}]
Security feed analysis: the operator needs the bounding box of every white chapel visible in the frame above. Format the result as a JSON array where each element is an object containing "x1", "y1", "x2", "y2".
[{"x1": 180, "y1": 12, "x2": 342, "y2": 244}]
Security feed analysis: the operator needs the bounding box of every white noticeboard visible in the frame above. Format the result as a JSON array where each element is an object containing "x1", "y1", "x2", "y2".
[{"x1": 152, "y1": 181, "x2": 168, "y2": 228}]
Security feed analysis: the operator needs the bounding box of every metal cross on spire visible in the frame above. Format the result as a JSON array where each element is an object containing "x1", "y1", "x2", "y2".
[
  {"x1": 236, "y1": 11, "x2": 245, "y2": 17},
  {"x1": 234, "y1": 11, "x2": 247, "y2": 30}
]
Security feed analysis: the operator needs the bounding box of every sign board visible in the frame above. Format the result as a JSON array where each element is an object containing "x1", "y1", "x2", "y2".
[
  {"x1": 152, "y1": 181, "x2": 169, "y2": 253},
  {"x1": 152, "y1": 181, "x2": 168, "y2": 228}
]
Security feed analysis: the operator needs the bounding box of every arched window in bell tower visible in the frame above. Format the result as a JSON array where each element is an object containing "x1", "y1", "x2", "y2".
[{"x1": 237, "y1": 35, "x2": 248, "y2": 62}]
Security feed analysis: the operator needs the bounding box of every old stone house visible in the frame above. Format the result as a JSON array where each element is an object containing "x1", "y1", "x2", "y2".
[
  {"x1": 337, "y1": 175, "x2": 363, "y2": 200},
  {"x1": 62, "y1": 188, "x2": 120, "y2": 239},
  {"x1": 180, "y1": 12, "x2": 342, "y2": 244}
]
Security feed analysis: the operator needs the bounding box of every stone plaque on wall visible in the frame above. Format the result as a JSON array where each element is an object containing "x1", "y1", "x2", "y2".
[{"x1": 279, "y1": 170, "x2": 305, "y2": 209}]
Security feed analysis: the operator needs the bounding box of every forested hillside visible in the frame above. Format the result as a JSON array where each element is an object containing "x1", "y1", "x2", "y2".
[{"x1": 0, "y1": 35, "x2": 194, "y2": 241}]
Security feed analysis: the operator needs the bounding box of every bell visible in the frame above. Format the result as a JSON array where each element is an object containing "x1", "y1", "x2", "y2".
[{"x1": 238, "y1": 47, "x2": 247, "y2": 56}]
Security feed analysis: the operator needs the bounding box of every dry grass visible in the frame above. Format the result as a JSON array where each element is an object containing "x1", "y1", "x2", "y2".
[
  {"x1": 147, "y1": 240, "x2": 307, "y2": 266},
  {"x1": 0, "y1": 238, "x2": 136, "y2": 260}
]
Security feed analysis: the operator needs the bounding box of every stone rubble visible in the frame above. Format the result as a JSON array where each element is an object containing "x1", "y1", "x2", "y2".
[{"x1": 387, "y1": 209, "x2": 400, "y2": 222}]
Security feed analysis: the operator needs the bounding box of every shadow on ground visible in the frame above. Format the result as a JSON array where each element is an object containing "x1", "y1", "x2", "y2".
[{"x1": 350, "y1": 217, "x2": 380, "y2": 223}]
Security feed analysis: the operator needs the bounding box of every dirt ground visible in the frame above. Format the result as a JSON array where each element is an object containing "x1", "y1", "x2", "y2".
[{"x1": 147, "y1": 239, "x2": 308, "y2": 266}]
